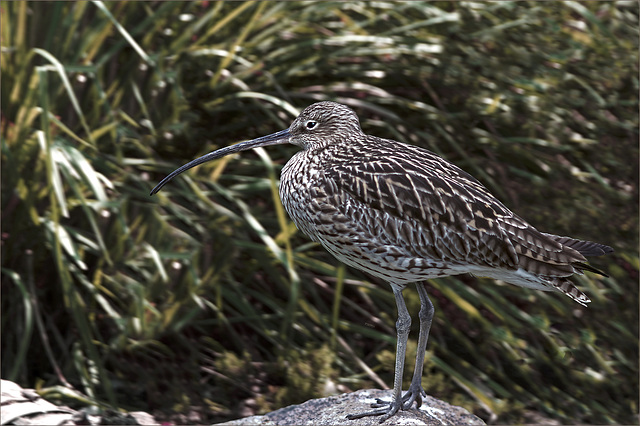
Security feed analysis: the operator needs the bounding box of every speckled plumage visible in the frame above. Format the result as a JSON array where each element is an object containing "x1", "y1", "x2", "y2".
[
  {"x1": 151, "y1": 101, "x2": 613, "y2": 422},
  {"x1": 279, "y1": 102, "x2": 611, "y2": 306}
]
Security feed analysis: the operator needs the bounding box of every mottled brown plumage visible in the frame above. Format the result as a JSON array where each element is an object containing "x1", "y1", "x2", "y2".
[{"x1": 151, "y1": 101, "x2": 613, "y2": 421}]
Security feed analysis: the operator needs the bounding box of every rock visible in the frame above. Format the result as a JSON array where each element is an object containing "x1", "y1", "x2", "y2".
[
  {"x1": 1, "y1": 380, "x2": 78, "y2": 426},
  {"x1": 217, "y1": 389, "x2": 485, "y2": 425},
  {"x1": 0, "y1": 380, "x2": 160, "y2": 426},
  {"x1": 2, "y1": 380, "x2": 485, "y2": 426}
]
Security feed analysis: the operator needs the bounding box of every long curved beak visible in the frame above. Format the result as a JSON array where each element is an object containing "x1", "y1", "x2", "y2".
[{"x1": 150, "y1": 128, "x2": 291, "y2": 195}]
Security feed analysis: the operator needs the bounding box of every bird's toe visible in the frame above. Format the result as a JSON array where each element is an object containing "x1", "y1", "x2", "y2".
[
  {"x1": 401, "y1": 386, "x2": 426, "y2": 409},
  {"x1": 346, "y1": 397, "x2": 402, "y2": 422}
]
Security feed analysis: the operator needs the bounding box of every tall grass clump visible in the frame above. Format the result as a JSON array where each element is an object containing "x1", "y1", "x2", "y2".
[{"x1": 2, "y1": 1, "x2": 637, "y2": 424}]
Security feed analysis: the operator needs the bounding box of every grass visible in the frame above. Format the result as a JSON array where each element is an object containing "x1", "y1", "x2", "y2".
[{"x1": 2, "y1": 1, "x2": 638, "y2": 424}]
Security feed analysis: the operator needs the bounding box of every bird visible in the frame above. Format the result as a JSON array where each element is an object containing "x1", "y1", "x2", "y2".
[{"x1": 150, "y1": 101, "x2": 613, "y2": 422}]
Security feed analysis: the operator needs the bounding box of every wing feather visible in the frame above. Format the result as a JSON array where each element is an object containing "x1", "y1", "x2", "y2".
[
  {"x1": 322, "y1": 137, "x2": 519, "y2": 269},
  {"x1": 319, "y1": 136, "x2": 606, "y2": 278}
]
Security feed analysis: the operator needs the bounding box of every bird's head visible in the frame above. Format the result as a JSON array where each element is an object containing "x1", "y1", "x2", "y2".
[
  {"x1": 150, "y1": 101, "x2": 363, "y2": 195},
  {"x1": 288, "y1": 101, "x2": 363, "y2": 149}
]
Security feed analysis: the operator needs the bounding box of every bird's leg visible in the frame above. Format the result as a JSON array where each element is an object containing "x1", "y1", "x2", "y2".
[
  {"x1": 400, "y1": 281, "x2": 434, "y2": 410},
  {"x1": 346, "y1": 283, "x2": 411, "y2": 422}
]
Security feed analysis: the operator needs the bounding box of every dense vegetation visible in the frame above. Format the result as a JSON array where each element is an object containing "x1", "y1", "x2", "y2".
[{"x1": 2, "y1": 1, "x2": 638, "y2": 424}]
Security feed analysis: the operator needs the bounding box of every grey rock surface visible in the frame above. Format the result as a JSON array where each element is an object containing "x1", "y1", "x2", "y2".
[
  {"x1": 217, "y1": 389, "x2": 485, "y2": 426},
  {"x1": 0, "y1": 380, "x2": 159, "y2": 426}
]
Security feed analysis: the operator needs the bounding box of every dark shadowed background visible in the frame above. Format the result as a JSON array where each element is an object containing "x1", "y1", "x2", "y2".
[{"x1": 2, "y1": 1, "x2": 638, "y2": 424}]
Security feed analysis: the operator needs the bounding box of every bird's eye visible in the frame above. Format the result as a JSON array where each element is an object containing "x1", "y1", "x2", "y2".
[{"x1": 305, "y1": 120, "x2": 318, "y2": 130}]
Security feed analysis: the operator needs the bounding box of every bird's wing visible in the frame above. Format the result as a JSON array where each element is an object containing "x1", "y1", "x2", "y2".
[{"x1": 321, "y1": 137, "x2": 585, "y2": 275}]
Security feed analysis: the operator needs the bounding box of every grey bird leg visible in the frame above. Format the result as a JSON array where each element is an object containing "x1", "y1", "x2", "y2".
[
  {"x1": 401, "y1": 281, "x2": 433, "y2": 409},
  {"x1": 347, "y1": 283, "x2": 411, "y2": 421}
]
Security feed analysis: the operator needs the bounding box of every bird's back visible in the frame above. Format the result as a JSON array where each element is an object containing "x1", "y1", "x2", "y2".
[{"x1": 280, "y1": 134, "x2": 610, "y2": 305}]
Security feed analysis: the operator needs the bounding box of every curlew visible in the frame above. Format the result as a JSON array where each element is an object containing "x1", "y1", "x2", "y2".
[{"x1": 150, "y1": 101, "x2": 612, "y2": 421}]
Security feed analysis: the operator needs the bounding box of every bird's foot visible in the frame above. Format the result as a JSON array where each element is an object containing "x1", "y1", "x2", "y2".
[
  {"x1": 400, "y1": 383, "x2": 426, "y2": 409},
  {"x1": 346, "y1": 386, "x2": 426, "y2": 422},
  {"x1": 345, "y1": 399, "x2": 401, "y2": 423}
]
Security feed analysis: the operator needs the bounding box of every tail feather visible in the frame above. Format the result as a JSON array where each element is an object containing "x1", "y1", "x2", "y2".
[
  {"x1": 543, "y1": 233, "x2": 614, "y2": 257},
  {"x1": 532, "y1": 234, "x2": 612, "y2": 307},
  {"x1": 574, "y1": 261, "x2": 609, "y2": 277},
  {"x1": 553, "y1": 278, "x2": 591, "y2": 307}
]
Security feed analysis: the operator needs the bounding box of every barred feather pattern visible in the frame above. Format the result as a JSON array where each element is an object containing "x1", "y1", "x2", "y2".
[{"x1": 280, "y1": 102, "x2": 611, "y2": 306}]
